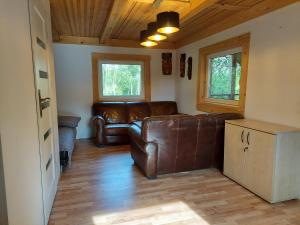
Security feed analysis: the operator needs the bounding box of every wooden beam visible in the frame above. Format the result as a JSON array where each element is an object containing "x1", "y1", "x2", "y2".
[
  {"x1": 176, "y1": 0, "x2": 300, "y2": 48},
  {"x1": 214, "y1": 3, "x2": 250, "y2": 11},
  {"x1": 181, "y1": 0, "x2": 220, "y2": 22},
  {"x1": 54, "y1": 35, "x2": 176, "y2": 49},
  {"x1": 56, "y1": 35, "x2": 100, "y2": 45},
  {"x1": 152, "y1": 0, "x2": 164, "y2": 8},
  {"x1": 99, "y1": 0, "x2": 134, "y2": 43},
  {"x1": 134, "y1": 0, "x2": 190, "y2": 3},
  {"x1": 134, "y1": 0, "x2": 155, "y2": 3},
  {"x1": 103, "y1": 39, "x2": 176, "y2": 49},
  {"x1": 98, "y1": 0, "x2": 115, "y2": 43}
]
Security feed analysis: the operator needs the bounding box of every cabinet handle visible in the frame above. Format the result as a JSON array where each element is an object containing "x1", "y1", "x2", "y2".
[
  {"x1": 241, "y1": 130, "x2": 244, "y2": 143},
  {"x1": 243, "y1": 146, "x2": 249, "y2": 152},
  {"x1": 247, "y1": 132, "x2": 250, "y2": 145}
]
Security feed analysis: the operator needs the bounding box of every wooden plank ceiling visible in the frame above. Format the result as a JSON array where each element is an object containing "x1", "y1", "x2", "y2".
[{"x1": 50, "y1": 0, "x2": 299, "y2": 48}]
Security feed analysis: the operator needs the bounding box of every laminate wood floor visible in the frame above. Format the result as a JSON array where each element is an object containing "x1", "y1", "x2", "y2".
[{"x1": 48, "y1": 140, "x2": 300, "y2": 225}]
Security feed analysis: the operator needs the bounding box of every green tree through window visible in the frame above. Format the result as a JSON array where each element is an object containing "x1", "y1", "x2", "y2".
[
  {"x1": 208, "y1": 52, "x2": 241, "y2": 100},
  {"x1": 101, "y1": 63, "x2": 142, "y2": 97}
]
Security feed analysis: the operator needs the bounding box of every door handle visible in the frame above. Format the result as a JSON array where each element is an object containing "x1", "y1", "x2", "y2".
[
  {"x1": 38, "y1": 90, "x2": 50, "y2": 117},
  {"x1": 241, "y1": 130, "x2": 244, "y2": 143},
  {"x1": 246, "y1": 132, "x2": 250, "y2": 145}
]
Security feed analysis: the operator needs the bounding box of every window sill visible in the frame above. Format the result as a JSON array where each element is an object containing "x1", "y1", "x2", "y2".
[
  {"x1": 197, "y1": 102, "x2": 244, "y2": 115},
  {"x1": 97, "y1": 97, "x2": 148, "y2": 102}
]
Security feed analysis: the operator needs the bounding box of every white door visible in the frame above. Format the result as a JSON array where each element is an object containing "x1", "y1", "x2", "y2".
[
  {"x1": 224, "y1": 124, "x2": 247, "y2": 186},
  {"x1": 28, "y1": 0, "x2": 58, "y2": 223},
  {"x1": 244, "y1": 129, "x2": 276, "y2": 202}
]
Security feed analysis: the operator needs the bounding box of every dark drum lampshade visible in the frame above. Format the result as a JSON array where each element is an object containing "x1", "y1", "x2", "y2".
[
  {"x1": 140, "y1": 30, "x2": 157, "y2": 47},
  {"x1": 147, "y1": 22, "x2": 167, "y2": 41},
  {"x1": 156, "y1": 11, "x2": 180, "y2": 34}
]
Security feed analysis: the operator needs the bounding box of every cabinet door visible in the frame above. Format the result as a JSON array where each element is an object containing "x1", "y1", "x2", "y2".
[
  {"x1": 244, "y1": 129, "x2": 276, "y2": 202},
  {"x1": 224, "y1": 124, "x2": 247, "y2": 186}
]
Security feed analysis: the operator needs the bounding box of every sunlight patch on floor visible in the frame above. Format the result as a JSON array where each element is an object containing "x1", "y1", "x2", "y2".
[{"x1": 92, "y1": 201, "x2": 210, "y2": 225}]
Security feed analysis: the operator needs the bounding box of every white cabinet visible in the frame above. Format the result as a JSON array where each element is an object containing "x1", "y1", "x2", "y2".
[{"x1": 224, "y1": 119, "x2": 300, "y2": 203}]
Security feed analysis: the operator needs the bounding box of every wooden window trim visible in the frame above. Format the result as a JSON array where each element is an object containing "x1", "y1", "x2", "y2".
[
  {"x1": 197, "y1": 33, "x2": 250, "y2": 115},
  {"x1": 92, "y1": 53, "x2": 151, "y2": 103}
]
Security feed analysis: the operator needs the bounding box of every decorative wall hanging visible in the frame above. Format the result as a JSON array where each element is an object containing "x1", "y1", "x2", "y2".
[
  {"x1": 180, "y1": 54, "x2": 186, "y2": 78},
  {"x1": 187, "y1": 57, "x2": 192, "y2": 80},
  {"x1": 162, "y1": 53, "x2": 172, "y2": 75}
]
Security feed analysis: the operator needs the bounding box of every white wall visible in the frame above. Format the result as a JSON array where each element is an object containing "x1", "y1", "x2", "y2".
[
  {"x1": 54, "y1": 44, "x2": 176, "y2": 139},
  {"x1": 176, "y1": 3, "x2": 300, "y2": 128}
]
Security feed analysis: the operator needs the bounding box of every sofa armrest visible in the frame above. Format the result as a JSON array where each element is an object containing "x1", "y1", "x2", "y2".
[
  {"x1": 58, "y1": 115, "x2": 81, "y2": 128},
  {"x1": 129, "y1": 124, "x2": 158, "y2": 178},
  {"x1": 93, "y1": 115, "x2": 106, "y2": 146}
]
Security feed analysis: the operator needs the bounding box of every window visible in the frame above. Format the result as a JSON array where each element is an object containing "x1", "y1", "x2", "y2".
[
  {"x1": 197, "y1": 34, "x2": 250, "y2": 114},
  {"x1": 100, "y1": 62, "x2": 143, "y2": 99},
  {"x1": 92, "y1": 53, "x2": 151, "y2": 102},
  {"x1": 208, "y1": 49, "x2": 242, "y2": 102}
]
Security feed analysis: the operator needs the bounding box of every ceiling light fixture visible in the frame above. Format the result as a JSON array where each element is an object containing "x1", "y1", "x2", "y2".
[
  {"x1": 147, "y1": 22, "x2": 167, "y2": 41},
  {"x1": 140, "y1": 30, "x2": 158, "y2": 47},
  {"x1": 156, "y1": 11, "x2": 180, "y2": 34}
]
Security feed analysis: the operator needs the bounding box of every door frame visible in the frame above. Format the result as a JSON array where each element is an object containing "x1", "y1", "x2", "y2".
[{"x1": 0, "y1": 135, "x2": 8, "y2": 225}]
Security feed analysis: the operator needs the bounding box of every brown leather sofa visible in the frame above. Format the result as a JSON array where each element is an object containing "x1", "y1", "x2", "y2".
[
  {"x1": 93, "y1": 101, "x2": 178, "y2": 146},
  {"x1": 129, "y1": 113, "x2": 242, "y2": 178}
]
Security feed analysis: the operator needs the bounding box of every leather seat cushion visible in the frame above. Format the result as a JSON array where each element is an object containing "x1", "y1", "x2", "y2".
[{"x1": 105, "y1": 124, "x2": 130, "y2": 136}]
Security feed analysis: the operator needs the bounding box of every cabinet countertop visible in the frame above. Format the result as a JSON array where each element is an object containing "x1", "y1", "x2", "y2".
[{"x1": 225, "y1": 119, "x2": 300, "y2": 135}]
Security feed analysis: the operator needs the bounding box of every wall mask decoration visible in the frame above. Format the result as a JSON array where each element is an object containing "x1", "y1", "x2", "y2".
[
  {"x1": 162, "y1": 52, "x2": 172, "y2": 75},
  {"x1": 180, "y1": 54, "x2": 186, "y2": 77},
  {"x1": 187, "y1": 57, "x2": 192, "y2": 80}
]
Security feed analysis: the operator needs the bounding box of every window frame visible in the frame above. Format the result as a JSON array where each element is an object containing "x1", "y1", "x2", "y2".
[
  {"x1": 197, "y1": 33, "x2": 250, "y2": 114},
  {"x1": 92, "y1": 53, "x2": 151, "y2": 102}
]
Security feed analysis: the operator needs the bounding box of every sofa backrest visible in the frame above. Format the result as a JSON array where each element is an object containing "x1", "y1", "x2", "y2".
[
  {"x1": 93, "y1": 102, "x2": 127, "y2": 124},
  {"x1": 206, "y1": 113, "x2": 244, "y2": 170},
  {"x1": 194, "y1": 114, "x2": 217, "y2": 170},
  {"x1": 148, "y1": 101, "x2": 178, "y2": 116},
  {"x1": 127, "y1": 102, "x2": 151, "y2": 123},
  {"x1": 92, "y1": 101, "x2": 178, "y2": 124},
  {"x1": 142, "y1": 114, "x2": 198, "y2": 174},
  {"x1": 195, "y1": 113, "x2": 243, "y2": 170},
  {"x1": 141, "y1": 113, "x2": 242, "y2": 174}
]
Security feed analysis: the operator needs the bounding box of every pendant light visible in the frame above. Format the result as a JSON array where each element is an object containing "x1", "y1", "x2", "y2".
[
  {"x1": 156, "y1": 11, "x2": 180, "y2": 34},
  {"x1": 140, "y1": 30, "x2": 157, "y2": 47},
  {"x1": 147, "y1": 22, "x2": 167, "y2": 41}
]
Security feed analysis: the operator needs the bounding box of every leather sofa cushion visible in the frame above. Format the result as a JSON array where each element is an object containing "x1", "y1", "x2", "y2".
[
  {"x1": 105, "y1": 124, "x2": 130, "y2": 136},
  {"x1": 148, "y1": 101, "x2": 178, "y2": 116},
  {"x1": 93, "y1": 102, "x2": 127, "y2": 124},
  {"x1": 127, "y1": 102, "x2": 150, "y2": 123}
]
